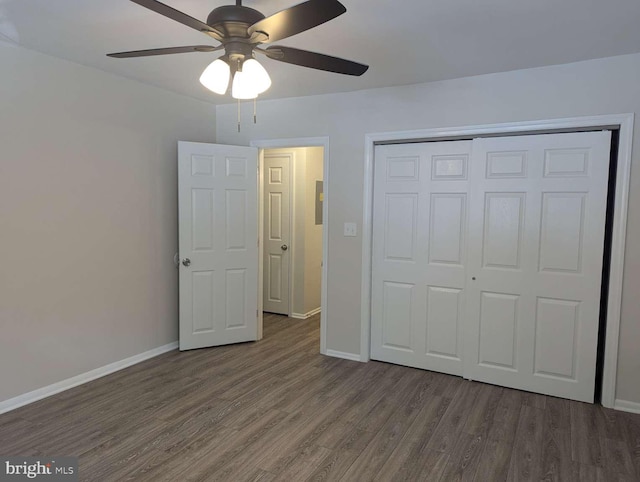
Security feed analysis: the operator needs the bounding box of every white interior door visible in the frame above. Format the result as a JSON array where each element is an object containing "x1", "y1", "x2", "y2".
[
  {"x1": 178, "y1": 141, "x2": 259, "y2": 351},
  {"x1": 263, "y1": 153, "x2": 291, "y2": 315},
  {"x1": 464, "y1": 131, "x2": 610, "y2": 402},
  {"x1": 371, "y1": 141, "x2": 472, "y2": 376}
]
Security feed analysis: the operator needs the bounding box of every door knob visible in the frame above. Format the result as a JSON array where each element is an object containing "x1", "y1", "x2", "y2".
[
  {"x1": 182, "y1": 258, "x2": 191, "y2": 267},
  {"x1": 281, "y1": 244, "x2": 288, "y2": 251}
]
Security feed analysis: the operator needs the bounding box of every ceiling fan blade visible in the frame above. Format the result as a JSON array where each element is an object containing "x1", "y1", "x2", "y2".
[
  {"x1": 130, "y1": 0, "x2": 224, "y2": 41},
  {"x1": 107, "y1": 45, "x2": 220, "y2": 58},
  {"x1": 264, "y1": 46, "x2": 369, "y2": 76},
  {"x1": 248, "y1": 0, "x2": 346, "y2": 43}
]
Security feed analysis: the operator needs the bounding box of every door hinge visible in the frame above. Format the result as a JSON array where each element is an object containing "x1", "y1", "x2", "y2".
[{"x1": 256, "y1": 309, "x2": 259, "y2": 317}]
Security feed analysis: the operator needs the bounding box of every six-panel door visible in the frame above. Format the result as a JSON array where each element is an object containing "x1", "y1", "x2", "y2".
[
  {"x1": 464, "y1": 132, "x2": 610, "y2": 402},
  {"x1": 178, "y1": 142, "x2": 259, "y2": 351},
  {"x1": 371, "y1": 141, "x2": 472, "y2": 376},
  {"x1": 263, "y1": 152, "x2": 292, "y2": 315}
]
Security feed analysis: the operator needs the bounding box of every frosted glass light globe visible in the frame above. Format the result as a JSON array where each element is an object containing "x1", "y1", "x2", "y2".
[
  {"x1": 199, "y1": 59, "x2": 230, "y2": 95},
  {"x1": 242, "y1": 59, "x2": 272, "y2": 94}
]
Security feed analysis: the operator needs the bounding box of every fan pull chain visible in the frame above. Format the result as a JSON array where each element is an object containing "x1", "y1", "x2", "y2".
[
  {"x1": 254, "y1": 98, "x2": 257, "y2": 124},
  {"x1": 236, "y1": 58, "x2": 242, "y2": 133}
]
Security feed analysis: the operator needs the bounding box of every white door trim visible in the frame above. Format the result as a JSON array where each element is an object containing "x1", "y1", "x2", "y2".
[
  {"x1": 361, "y1": 114, "x2": 634, "y2": 408},
  {"x1": 251, "y1": 137, "x2": 330, "y2": 355}
]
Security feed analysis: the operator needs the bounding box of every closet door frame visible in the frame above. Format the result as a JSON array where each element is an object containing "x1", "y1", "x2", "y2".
[{"x1": 361, "y1": 113, "x2": 634, "y2": 409}]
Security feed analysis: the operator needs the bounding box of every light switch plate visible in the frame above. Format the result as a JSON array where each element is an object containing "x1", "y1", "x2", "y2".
[{"x1": 344, "y1": 222, "x2": 357, "y2": 237}]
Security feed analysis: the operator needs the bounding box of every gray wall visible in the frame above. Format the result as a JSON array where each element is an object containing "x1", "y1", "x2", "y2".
[
  {"x1": 217, "y1": 53, "x2": 640, "y2": 405},
  {"x1": 0, "y1": 43, "x2": 216, "y2": 403}
]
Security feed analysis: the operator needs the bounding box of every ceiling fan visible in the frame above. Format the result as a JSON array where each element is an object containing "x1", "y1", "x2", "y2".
[{"x1": 107, "y1": 0, "x2": 369, "y2": 100}]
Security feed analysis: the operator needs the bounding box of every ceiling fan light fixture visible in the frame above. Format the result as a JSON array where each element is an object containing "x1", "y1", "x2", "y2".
[
  {"x1": 199, "y1": 58, "x2": 231, "y2": 94},
  {"x1": 108, "y1": 0, "x2": 369, "y2": 104}
]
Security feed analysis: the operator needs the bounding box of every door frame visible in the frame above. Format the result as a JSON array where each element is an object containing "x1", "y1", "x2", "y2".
[
  {"x1": 360, "y1": 114, "x2": 634, "y2": 409},
  {"x1": 251, "y1": 137, "x2": 330, "y2": 355}
]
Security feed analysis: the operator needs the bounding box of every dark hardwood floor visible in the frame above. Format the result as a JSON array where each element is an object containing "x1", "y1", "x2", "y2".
[{"x1": 2, "y1": 314, "x2": 640, "y2": 481}]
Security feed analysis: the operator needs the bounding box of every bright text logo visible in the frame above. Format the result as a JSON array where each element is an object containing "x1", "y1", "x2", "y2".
[{"x1": 0, "y1": 457, "x2": 77, "y2": 481}]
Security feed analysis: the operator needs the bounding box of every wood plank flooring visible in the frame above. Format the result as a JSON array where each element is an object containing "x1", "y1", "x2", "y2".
[{"x1": 1, "y1": 314, "x2": 640, "y2": 481}]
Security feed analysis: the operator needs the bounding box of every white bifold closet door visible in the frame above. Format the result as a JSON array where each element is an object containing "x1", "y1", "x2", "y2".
[
  {"x1": 464, "y1": 132, "x2": 610, "y2": 402},
  {"x1": 371, "y1": 140, "x2": 473, "y2": 376},
  {"x1": 371, "y1": 131, "x2": 611, "y2": 402}
]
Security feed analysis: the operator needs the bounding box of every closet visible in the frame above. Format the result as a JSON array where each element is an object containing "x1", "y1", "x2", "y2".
[{"x1": 370, "y1": 131, "x2": 611, "y2": 402}]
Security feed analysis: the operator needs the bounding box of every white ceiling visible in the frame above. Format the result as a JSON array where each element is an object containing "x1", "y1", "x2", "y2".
[{"x1": 3, "y1": 0, "x2": 640, "y2": 104}]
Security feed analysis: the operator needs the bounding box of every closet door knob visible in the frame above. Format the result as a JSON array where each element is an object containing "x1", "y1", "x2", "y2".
[
  {"x1": 281, "y1": 244, "x2": 288, "y2": 251},
  {"x1": 182, "y1": 258, "x2": 191, "y2": 267}
]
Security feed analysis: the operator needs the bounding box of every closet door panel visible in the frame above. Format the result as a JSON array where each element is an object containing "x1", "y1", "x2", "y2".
[
  {"x1": 464, "y1": 131, "x2": 610, "y2": 403},
  {"x1": 371, "y1": 141, "x2": 472, "y2": 375}
]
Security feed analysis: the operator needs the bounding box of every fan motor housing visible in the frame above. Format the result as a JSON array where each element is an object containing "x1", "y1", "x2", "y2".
[
  {"x1": 225, "y1": 41, "x2": 254, "y2": 63},
  {"x1": 206, "y1": 6, "x2": 265, "y2": 38}
]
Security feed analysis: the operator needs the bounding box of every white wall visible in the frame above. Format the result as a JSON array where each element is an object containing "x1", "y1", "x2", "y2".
[
  {"x1": 279, "y1": 147, "x2": 307, "y2": 316},
  {"x1": 217, "y1": 53, "x2": 640, "y2": 405},
  {"x1": 303, "y1": 147, "x2": 324, "y2": 315},
  {"x1": 0, "y1": 43, "x2": 216, "y2": 403}
]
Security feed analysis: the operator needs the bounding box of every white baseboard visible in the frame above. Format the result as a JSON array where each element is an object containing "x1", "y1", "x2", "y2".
[
  {"x1": 291, "y1": 307, "x2": 322, "y2": 320},
  {"x1": 613, "y1": 398, "x2": 640, "y2": 414},
  {"x1": 326, "y1": 349, "x2": 363, "y2": 362},
  {"x1": 0, "y1": 341, "x2": 179, "y2": 415}
]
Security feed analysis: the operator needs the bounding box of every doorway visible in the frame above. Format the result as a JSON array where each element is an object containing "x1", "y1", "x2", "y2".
[
  {"x1": 261, "y1": 147, "x2": 324, "y2": 320},
  {"x1": 177, "y1": 138, "x2": 330, "y2": 354},
  {"x1": 256, "y1": 143, "x2": 328, "y2": 348}
]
